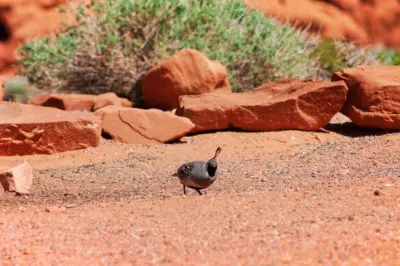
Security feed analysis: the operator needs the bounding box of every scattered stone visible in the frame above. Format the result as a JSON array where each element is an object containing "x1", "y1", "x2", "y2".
[
  {"x1": 333, "y1": 65, "x2": 400, "y2": 129},
  {"x1": 45, "y1": 205, "x2": 67, "y2": 213},
  {"x1": 0, "y1": 172, "x2": 12, "y2": 192},
  {"x1": 95, "y1": 106, "x2": 194, "y2": 144},
  {"x1": 0, "y1": 162, "x2": 33, "y2": 195},
  {"x1": 177, "y1": 78, "x2": 348, "y2": 133},
  {"x1": 0, "y1": 102, "x2": 101, "y2": 155},
  {"x1": 142, "y1": 48, "x2": 230, "y2": 110},
  {"x1": 28, "y1": 92, "x2": 133, "y2": 111},
  {"x1": 374, "y1": 190, "x2": 381, "y2": 196}
]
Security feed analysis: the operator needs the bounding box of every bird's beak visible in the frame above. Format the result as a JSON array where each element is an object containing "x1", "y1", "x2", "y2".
[{"x1": 172, "y1": 172, "x2": 178, "y2": 177}]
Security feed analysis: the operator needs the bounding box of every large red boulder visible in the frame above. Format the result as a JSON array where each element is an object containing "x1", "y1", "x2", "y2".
[
  {"x1": 177, "y1": 78, "x2": 348, "y2": 133},
  {"x1": 332, "y1": 65, "x2": 400, "y2": 130},
  {"x1": 141, "y1": 49, "x2": 230, "y2": 110},
  {"x1": 28, "y1": 92, "x2": 133, "y2": 111},
  {"x1": 0, "y1": 102, "x2": 100, "y2": 155},
  {"x1": 95, "y1": 106, "x2": 194, "y2": 144}
]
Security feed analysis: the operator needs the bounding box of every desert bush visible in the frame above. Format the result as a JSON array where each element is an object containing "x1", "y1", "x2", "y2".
[
  {"x1": 18, "y1": 0, "x2": 317, "y2": 97},
  {"x1": 309, "y1": 39, "x2": 379, "y2": 80},
  {"x1": 18, "y1": 0, "x2": 388, "y2": 97},
  {"x1": 373, "y1": 47, "x2": 400, "y2": 66}
]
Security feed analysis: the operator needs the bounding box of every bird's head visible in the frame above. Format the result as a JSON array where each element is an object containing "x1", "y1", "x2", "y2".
[{"x1": 206, "y1": 147, "x2": 222, "y2": 177}]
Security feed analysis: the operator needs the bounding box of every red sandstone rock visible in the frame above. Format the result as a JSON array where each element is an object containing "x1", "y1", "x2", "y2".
[
  {"x1": 28, "y1": 92, "x2": 133, "y2": 111},
  {"x1": 95, "y1": 106, "x2": 194, "y2": 144},
  {"x1": 0, "y1": 0, "x2": 86, "y2": 72},
  {"x1": 332, "y1": 65, "x2": 400, "y2": 130},
  {"x1": 93, "y1": 92, "x2": 133, "y2": 110},
  {"x1": 246, "y1": 0, "x2": 367, "y2": 44},
  {"x1": 0, "y1": 102, "x2": 100, "y2": 155},
  {"x1": 177, "y1": 78, "x2": 348, "y2": 133},
  {"x1": 29, "y1": 94, "x2": 95, "y2": 111},
  {"x1": 142, "y1": 49, "x2": 230, "y2": 110},
  {"x1": 0, "y1": 162, "x2": 33, "y2": 194}
]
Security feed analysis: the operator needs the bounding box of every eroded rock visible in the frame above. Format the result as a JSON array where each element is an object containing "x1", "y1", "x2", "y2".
[
  {"x1": 332, "y1": 65, "x2": 400, "y2": 129},
  {"x1": 142, "y1": 49, "x2": 230, "y2": 110},
  {"x1": 95, "y1": 106, "x2": 194, "y2": 144},
  {"x1": 28, "y1": 92, "x2": 133, "y2": 111},
  {"x1": 0, "y1": 162, "x2": 33, "y2": 195},
  {"x1": 177, "y1": 78, "x2": 348, "y2": 133},
  {"x1": 0, "y1": 102, "x2": 100, "y2": 155}
]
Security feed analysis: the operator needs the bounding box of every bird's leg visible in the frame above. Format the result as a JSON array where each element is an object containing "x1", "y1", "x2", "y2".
[
  {"x1": 183, "y1": 185, "x2": 186, "y2": 195},
  {"x1": 195, "y1": 188, "x2": 203, "y2": 196}
]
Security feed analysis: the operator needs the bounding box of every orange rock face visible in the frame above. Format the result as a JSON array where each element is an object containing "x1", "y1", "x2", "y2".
[
  {"x1": 0, "y1": 101, "x2": 100, "y2": 155},
  {"x1": 246, "y1": 0, "x2": 400, "y2": 48},
  {"x1": 332, "y1": 65, "x2": 400, "y2": 129},
  {"x1": 177, "y1": 79, "x2": 348, "y2": 133},
  {"x1": 95, "y1": 106, "x2": 195, "y2": 144},
  {"x1": 142, "y1": 49, "x2": 230, "y2": 110},
  {"x1": 0, "y1": 0, "x2": 83, "y2": 72}
]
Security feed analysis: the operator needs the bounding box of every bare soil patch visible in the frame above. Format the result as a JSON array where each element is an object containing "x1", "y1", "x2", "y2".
[{"x1": 1, "y1": 115, "x2": 400, "y2": 265}]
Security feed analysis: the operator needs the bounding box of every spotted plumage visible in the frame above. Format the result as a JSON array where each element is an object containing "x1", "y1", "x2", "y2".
[
  {"x1": 177, "y1": 162, "x2": 194, "y2": 179},
  {"x1": 172, "y1": 147, "x2": 222, "y2": 195}
]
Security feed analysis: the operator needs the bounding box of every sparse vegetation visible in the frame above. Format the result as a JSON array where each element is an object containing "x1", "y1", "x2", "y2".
[
  {"x1": 373, "y1": 47, "x2": 400, "y2": 66},
  {"x1": 3, "y1": 76, "x2": 33, "y2": 103},
  {"x1": 18, "y1": 0, "x2": 316, "y2": 96},
  {"x1": 309, "y1": 39, "x2": 380, "y2": 79},
  {"x1": 17, "y1": 0, "x2": 391, "y2": 97}
]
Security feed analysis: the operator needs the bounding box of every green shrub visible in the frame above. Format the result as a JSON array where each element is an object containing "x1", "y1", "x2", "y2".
[
  {"x1": 18, "y1": 0, "x2": 388, "y2": 97},
  {"x1": 18, "y1": 0, "x2": 317, "y2": 96},
  {"x1": 3, "y1": 76, "x2": 35, "y2": 103},
  {"x1": 373, "y1": 47, "x2": 400, "y2": 66},
  {"x1": 309, "y1": 39, "x2": 379, "y2": 80},
  {"x1": 311, "y1": 40, "x2": 346, "y2": 74}
]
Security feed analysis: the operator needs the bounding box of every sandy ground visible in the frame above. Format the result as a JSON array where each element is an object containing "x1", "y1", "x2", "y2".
[{"x1": 1, "y1": 114, "x2": 400, "y2": 265}]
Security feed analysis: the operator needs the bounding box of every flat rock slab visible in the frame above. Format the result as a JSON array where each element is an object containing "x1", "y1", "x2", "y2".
[
  {"x1": 0, "y1": 102, "x2": 100, "y2": 155},
  {"x1": 95, "y1": 106, "x2": 194, "y2": 144},
  {"x1": 177, "y1": 78, "x2": 348, "y2": 133},
  {"x1": 332, "y1": 65, "x2": 400, "y2": 130},
  {"x1": 28, "y1": 92, "x2": 133, "y2": 112}
]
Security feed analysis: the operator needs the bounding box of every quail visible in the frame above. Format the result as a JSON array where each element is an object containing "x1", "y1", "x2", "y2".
[{"x1": 172, "y1": 147, "x2": 222, "y2": 195}]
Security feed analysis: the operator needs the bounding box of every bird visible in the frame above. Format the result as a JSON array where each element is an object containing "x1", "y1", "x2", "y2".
[{"x1": 172, "y1": 147, "x2": 222, "y2": 195}]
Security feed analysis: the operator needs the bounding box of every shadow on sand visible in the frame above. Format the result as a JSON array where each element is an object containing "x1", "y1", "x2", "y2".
[{"x1": 323, "y1": 122, "x2": 392, "y2": 138}]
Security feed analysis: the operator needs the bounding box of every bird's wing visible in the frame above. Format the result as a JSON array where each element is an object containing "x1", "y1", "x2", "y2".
[{"x1": 177, "y1": 162, "x2": 195, "y2": 179}]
